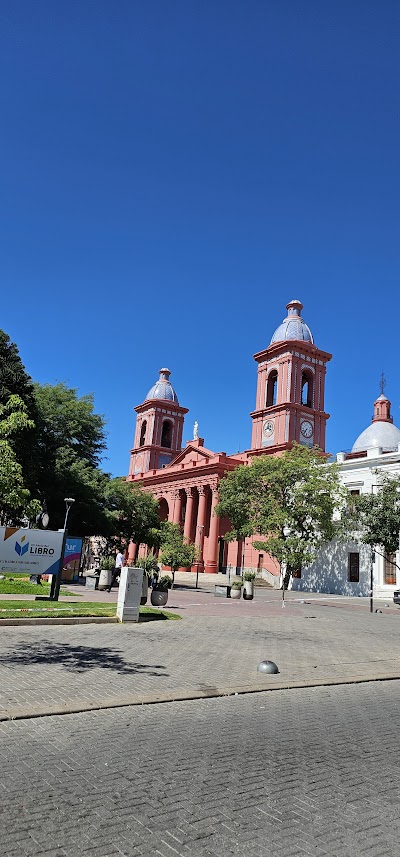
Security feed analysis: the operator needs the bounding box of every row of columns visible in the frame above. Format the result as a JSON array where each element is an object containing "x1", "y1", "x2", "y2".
[
  {"x1": 128, "y1": 483, "x2": 220, "y2": 573},
  {"x1": 171, "y1": 485, "x2": 219, "y2": 573}
]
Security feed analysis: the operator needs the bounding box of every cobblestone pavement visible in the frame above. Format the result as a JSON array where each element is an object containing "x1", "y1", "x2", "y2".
[
  {"x1": 2, "y1": 606, "x2": 400, "y2": 718},
  {"x1": 1, "y1": 681, "x2": 400, "y2": 856}
]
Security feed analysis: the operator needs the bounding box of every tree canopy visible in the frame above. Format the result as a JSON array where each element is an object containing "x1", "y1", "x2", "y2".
[
  {"x1": 216, "y1": 444, "x2": 347, "y2": 586},
  {"x1": 159, "y1": 521, "x2": 197, "y2": 572},
  {"x1": 350, "y1": 472, "x2": 400, "y2": 563},
  {"x1": 0, "y1": 331, "x2": 35, "y2": 412},
  {"x1": 0, "y1": 331, "x2": 37, "y2": 487},
  {"x1": 0, "y1": 395, "x2": 40, "y2": 525},
  {"x1": 30, "y1": 382, "x2": 108, "y2": 532},
  {"x1": 103, "y1": 478, "x2": 160, "y2": 546}
]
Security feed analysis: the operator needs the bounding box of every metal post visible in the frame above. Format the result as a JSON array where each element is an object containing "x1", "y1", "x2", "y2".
[
  {"x1": 196, "y1": 524, "x2": 204, "y2": 589},
  {"x1": 370, "y1": 549, "x2": 375, "y2": 613},
  {"x1": 52, "y1": 527, "x2": 68, "y2": 602}
]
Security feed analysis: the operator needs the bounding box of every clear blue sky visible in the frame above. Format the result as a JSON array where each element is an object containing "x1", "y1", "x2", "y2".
[{"x1": 1, "y1": 1, "x2": 399, "y2": 474}]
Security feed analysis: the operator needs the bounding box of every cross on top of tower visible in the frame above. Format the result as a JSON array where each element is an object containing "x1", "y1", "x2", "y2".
[{"x1": 379, "y1": 371, "x2": 386, "y2": 396}]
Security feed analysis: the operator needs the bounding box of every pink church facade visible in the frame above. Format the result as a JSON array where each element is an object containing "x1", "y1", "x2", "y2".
[{"x1": 126, "y1": 300, "x2": 331, "y2": 576}]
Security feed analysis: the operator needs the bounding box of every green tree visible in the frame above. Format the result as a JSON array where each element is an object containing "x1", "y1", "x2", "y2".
[
  {"x1": 216, "y1": 444, "x2": 347, "y2": 590},
  {"x1": 159, "y1": 521, "x2": 197, "y2": 578},
  {"x1": 103, "y1": 478, "x2": 160, "y2": 547},
  {"x1": 30, "y1": 382, "x2": 108, "y2": 531},
  {"x1": 0, "y1": 395, "x2": 40, "y2": 525},
  {"x1": 351, "y1": 472, "x2": 400, "y2": 573},
  {"x1": 0, "y1": 331, "x2": 37, "y2": 485},
  {"x1": 0, "y1": 331, "x2": 36, "y2": 411}
]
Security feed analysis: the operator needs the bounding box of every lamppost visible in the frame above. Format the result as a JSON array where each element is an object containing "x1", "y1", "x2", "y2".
[
  {"x1": 63, "y1": 498, "x2": 75, "y2": 530},
  {"x1": 50, "y1": 497, "x2": 75, "y2": 601}
]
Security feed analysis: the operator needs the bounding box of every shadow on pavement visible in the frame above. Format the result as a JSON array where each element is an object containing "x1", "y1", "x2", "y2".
[{"x1": 1, "y1": 641, "x2": 169, "y2": 677}]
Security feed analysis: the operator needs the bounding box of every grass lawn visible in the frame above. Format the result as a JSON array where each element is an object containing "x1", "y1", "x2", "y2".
[
  {"x1": 0, "y1": 600, "x2": 181, "y2": 621},
  {"x1": 0, "y1": 575, "x2": 80, "y2": 597}
]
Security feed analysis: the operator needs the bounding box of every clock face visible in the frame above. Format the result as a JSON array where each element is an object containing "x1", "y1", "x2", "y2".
[
  {"x1": 262, "y1": 419, "x2": 274, "y2": 438},
  {"x1": 41, "y1": 512, "x2": 49, "y2": 529},
  {"x1": 300, "y1": 420, "x2": 313, "y2": 439}
]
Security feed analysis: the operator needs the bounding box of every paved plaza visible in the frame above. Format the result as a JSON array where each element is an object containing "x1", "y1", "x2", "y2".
[
  {"x1": 1, "y1": 588, "x2": 400, "y2": 719},
  {"x1": 2, "y1": 589, "x2": 400, "y2": 856}
]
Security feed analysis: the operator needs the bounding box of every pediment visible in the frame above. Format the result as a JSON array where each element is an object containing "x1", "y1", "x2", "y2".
[{"x1": 170, "y1": 443, "x2": 215, "y2": 467}]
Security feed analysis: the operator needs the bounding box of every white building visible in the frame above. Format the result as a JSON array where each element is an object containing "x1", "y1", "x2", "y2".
[{"x1": 292, "y1": 390, "x2": 400, "y2": 598}]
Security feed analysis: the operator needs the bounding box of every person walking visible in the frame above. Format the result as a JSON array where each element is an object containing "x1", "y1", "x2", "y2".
[{"x1": 107, "y1": 548, "x2": 124, "y2": 593}]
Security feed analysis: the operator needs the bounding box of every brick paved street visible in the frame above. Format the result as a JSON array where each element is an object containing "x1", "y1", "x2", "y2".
[
  {"x1": 1, "y1": 682, "x2": 400, "y2": 856},
  {"x1": 1, "y1": 603, "x2": 400, "y2": 719}
]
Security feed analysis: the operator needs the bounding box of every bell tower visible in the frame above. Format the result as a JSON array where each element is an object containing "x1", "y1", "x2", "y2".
[
  {"x1": 128, "y1": 368, "x2": 188, "y2": 478},
  {"x1": 249, "y1": 300, "x2": 332, "y2": 455}
]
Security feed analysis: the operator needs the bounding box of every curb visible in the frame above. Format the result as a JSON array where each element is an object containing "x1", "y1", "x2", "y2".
[
  {"x1": 0, "y1": 616, "x2": 119, "y2": 626},
  {"x1": 2, "y1": 672, "x2": 400, "y2": 721}
]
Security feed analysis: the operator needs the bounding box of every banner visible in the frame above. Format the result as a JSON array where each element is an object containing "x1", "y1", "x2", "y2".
[
  {"x1": 62, "y1": 537, "x2": 83, "y2": 581},
  {"x1": 0, "y1": 527, "x2": 64, "y2": 576}
]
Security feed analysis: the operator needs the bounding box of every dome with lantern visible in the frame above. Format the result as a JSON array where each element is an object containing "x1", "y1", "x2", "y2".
[
  {"x1": 352, "y1": 390, "x2": 400, "y2": 452},
  {"x1": 270, "y1": 299, "x2": 314, "y2": 345},
  {"x1": 146, "y1": 368, "x2": 179, "y2": 403}
]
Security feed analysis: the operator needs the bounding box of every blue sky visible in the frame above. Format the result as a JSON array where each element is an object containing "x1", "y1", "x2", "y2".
[{"x1": 1, "y1": 1, "x2": 399, "y2": 474}]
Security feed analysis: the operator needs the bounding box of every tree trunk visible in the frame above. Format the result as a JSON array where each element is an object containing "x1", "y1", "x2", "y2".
[{"x1": 281, "y1": 566, "x2": 301, "y2": 590}]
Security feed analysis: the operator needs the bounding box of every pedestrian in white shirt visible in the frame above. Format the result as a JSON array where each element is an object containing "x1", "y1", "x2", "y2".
[{"x1": 107, "y1": 548, "x2": 124, "y2": 592}]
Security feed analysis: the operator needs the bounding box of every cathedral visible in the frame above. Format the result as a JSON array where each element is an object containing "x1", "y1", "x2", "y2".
[
  {"x1": 125, "y1": 296, "x2": 400, "y2": 597},
  {"x1": 126, "y1": 299, "x2": 332, "y2": 579}
]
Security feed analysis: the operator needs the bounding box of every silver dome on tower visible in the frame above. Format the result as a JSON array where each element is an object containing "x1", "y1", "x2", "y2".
[
  {"x1": 270, "y1": 300, "x2": 314, "y2": 345},
  {"x1": 146, "y1": 368, "x2": 179, "y2": 403}
]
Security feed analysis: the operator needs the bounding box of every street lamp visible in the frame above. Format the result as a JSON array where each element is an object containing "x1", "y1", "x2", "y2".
[
  {"x1": 64, "y1": 498, "x2": 75, "y2": 530},
  {"x1": 50, "y1": 497, "x2": 75, "y2": 601}
]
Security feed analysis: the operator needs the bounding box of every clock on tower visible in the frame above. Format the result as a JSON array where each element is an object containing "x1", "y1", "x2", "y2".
[{"x1": 250, "y1": 300, "x2": 331, "y2": 455}]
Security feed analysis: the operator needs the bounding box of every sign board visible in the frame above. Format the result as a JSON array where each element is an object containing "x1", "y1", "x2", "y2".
[
  {"x1": 0, "y1": 527, "x2": 64, "y2": 576},
  {"x1": 62, "y1": 537, "x2": 83, "y2": 581},
  {"x1": 117, "y1": 567, "x2": 143, "y2": 622}
]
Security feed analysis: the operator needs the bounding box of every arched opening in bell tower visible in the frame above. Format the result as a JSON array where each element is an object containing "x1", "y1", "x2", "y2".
[
  {"x1": 139, "y1": 420, "x2": 147, "y2": 446},
  {"x1": 301, "y1": 371, "x2": 313, "y2": 408},
  {"x1": 161, "y1": 420, "x2": 172, "y2": 448},
  {"x1": 266, "y1": 370, "x2": 278, "y2": 407}
]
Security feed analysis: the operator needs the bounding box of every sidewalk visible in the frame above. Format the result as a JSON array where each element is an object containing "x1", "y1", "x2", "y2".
[{"x1": 1, "y1": 596, "x2": 400, "y2": 720}]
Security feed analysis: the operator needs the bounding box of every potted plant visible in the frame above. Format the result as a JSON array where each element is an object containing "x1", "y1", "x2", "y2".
[
  {"x1": 98, "y1": 556, "x2": 115, "y2": 591},
  {"x1": 243, "y1": 570, "x2": 256, "y2": 600},
  {"x1": 150, "y1": 574, "x2": 173, "y2": 607},
  {"x1": 135, "y1": 553, "x2": 159, "y2": 604},
  {"x1": 230, "y1": 578, "x2": 243, "y2": 600}
]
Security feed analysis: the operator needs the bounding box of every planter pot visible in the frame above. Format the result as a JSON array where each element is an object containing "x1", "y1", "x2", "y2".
[
  {"x1": 150, "y1": 587, "x2": 169, "y2": 607},
  {"x1": 98, "y1": 569, "x2": 112, "y2": 590},
  {"x1": 243, "y1": 580, "x2": 254, "y2": 600},
  {"x1": 230, "y1": 587, "x2": 242, "y2": 599}
]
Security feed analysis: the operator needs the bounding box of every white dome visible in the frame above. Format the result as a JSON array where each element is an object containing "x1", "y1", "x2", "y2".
[{"x1": 352, "y1": 421, "x2": 400, "y2": 452}]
